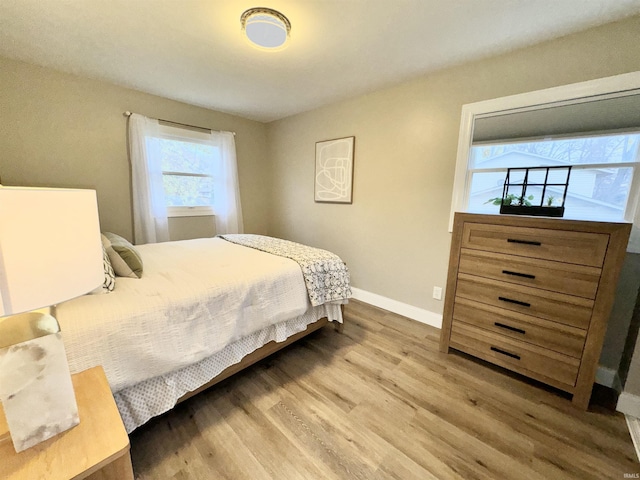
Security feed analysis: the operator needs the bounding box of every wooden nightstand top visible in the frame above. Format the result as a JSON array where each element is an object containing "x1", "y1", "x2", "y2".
[{"x1": 0, "y1": 366, "x2": 131, "y2": 480}]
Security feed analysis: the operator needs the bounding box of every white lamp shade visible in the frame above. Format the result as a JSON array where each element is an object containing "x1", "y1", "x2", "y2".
[{"x1": 0, "y1": 187, "x2": 104, "y2": 316}]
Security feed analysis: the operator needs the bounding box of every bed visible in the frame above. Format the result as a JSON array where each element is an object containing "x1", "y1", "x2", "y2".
[{"x1": 55, "y1": 234, "x2": 350, "y2": 433}]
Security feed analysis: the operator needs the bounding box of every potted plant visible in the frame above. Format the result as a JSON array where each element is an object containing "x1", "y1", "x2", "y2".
[
  {"x1": 485, "y1": 193, "x2": 534, "y2": 207},
  {"x1": 487, "y1": 166, "x2": 571, "y2": 217}
]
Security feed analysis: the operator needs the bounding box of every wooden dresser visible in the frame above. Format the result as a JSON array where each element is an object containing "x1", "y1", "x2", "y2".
[{"x1": 440, "y1": 213, "x2": 631, "y2": 408}]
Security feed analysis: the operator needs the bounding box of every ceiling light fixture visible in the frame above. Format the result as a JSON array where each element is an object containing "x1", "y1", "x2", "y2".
[{"x1": 241, "y1": 7, "x2": 291, "y2": 51}]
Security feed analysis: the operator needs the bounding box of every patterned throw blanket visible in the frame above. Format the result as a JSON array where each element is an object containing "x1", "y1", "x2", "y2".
[{"x1": 219, "y1": 234, "x2": 351, "y2": 307}]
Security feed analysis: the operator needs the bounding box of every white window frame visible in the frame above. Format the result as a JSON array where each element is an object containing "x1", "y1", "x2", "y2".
[
  {"x1": 166, "y1": 205, "x2": 214, "y2": 218},
  {"x1": 155, "y1": 123, "x2": 217, "y2": 218},
  {"x1": 449, "y1": 70, "x2": 640, "y2": 251}
]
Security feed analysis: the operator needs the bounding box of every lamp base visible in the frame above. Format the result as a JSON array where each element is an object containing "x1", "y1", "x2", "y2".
[{"x1": 0, "y1": 313, "x2": 79, "y2": 452}]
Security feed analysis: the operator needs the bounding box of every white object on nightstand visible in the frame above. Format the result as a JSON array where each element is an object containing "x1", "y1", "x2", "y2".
[{"x1": 0, "y1": 187, "x2": 103, "y2": 451}]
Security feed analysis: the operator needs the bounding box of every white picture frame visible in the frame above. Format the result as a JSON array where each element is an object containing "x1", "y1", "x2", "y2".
[{"x1": 314, "y1": 136, "x2": 355, "y2": 204}]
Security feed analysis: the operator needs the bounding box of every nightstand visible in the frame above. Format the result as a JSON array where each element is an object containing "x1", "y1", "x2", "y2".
[{"x1": 0, "y1": 366, "x2": 133, "y2": 480}]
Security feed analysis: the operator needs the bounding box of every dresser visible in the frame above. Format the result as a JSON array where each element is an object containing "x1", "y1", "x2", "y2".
[{"x1": 439, "y1": 213, "x2": 631, "y2": 409}]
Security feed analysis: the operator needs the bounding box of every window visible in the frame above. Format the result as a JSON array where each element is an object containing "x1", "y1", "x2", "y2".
[
  {"x1": 450, "y1": 72, "x2": 640, "y2": 244},
  {"x1": 129, "y1": 113, "x2": 242, "y2": 244},
  {"x1": 468, "y1": 132, "x2": 640, "y2": 221},
  {"x1": 151, "y1": 124, "x2": 220, "y2": 217}
]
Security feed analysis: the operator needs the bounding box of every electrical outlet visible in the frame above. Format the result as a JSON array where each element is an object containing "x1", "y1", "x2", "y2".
[{"x1": 433, "y1": 286, "x2": 443, "y2": 301}]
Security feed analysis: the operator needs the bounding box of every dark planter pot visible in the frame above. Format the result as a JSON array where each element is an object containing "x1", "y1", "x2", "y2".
[{"x1": 499, "y1": 205, "x2": 565, "y2": 217}]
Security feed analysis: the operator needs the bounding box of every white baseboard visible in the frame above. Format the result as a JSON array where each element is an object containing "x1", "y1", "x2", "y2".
[
  {"x1": 595, "y1": 366, "x2": 622, "y2": 390},
  {"x1": 625, "y1": 415, "x2": 640, "y2": 462},
  {"x1": 350, "y1": 287, "x2": 442, "y2": 328},
  {"x1": 622, "y1": 399, "x2": 640, "y2": 462},
  {"x1": 618, "y1": 392, "x2": 640, "y2": 418}
]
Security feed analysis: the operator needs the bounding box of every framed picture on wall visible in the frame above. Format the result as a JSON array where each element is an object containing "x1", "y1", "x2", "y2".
[{"x1": 314, "y1": 136, "x2": 355, "y2": 204}]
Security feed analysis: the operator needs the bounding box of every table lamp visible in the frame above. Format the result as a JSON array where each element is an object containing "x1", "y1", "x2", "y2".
[{"x1": 0, "y1": 186, "x2": 103, "y2": 452}]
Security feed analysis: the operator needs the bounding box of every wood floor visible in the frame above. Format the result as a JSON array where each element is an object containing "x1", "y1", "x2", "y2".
[{"x1": 129, "y1": 300, "x2": 638, "y2": 479}]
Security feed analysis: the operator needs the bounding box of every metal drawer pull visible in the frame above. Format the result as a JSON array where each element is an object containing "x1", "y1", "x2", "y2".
[
  {"x1": 491, "y1": 346, "x2": 521, "y2": 360},
  {"x1": 502, "y1": 270, "x2": 535, "y2": 279},
  {"x1": 498, "y1": 296, "x2": 531, "y2": 307},
  {"x1": 494, "y1": 322, "x2": 526, "y2": 334},
  {"x1": 507, "y1": 238, "x2": 542, "y2": 246}
]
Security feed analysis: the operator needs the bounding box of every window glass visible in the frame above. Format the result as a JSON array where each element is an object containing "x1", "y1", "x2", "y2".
[
  {"x1": 470, "y1": 134, "x2": 639, "y2": 168},
  {"x1": 467, "y1": 133, "x2": 640, "y2": 221},
  {"x1": 162, "y1": 175, "x2": 214, "y2": 207},
  {"x1": 158, "y1": 138, "x2": 215, "y2": 174},
  {"x1": 148, "y1": 136, "x2": 219, "y2": 209}
]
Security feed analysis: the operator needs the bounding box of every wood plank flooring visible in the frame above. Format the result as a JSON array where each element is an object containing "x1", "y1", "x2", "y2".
[{"x1": 129, "y1": 300, "x2": 638, "y2": 479}]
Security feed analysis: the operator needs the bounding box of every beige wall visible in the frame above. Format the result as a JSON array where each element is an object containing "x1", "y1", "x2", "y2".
[
  {"x1": 0, "y1": 56, "x2": 269, "y2": 242},
  {"x1": 266, "y1": 16, "x2": 640, "y2": 369},
  {"x1": 168, "y1": 215, "x2": 217, "y2": 241}
]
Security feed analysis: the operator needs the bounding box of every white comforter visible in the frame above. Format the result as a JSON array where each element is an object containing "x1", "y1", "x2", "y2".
[{"x1": 56, "y1": 237, "x2": 310, "y2": 392}]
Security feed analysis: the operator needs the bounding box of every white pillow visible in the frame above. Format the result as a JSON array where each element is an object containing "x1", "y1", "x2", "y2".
[{"x1": 101, "y1": 232, "x2": 143, "y2": 279}]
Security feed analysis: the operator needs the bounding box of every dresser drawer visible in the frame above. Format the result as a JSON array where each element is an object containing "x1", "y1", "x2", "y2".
[
  {"x1": 452, "y1": 297, "x2": 586, "y2": 358},
  {"x1": 461, "y1": 222, "x2": 609, "y2": 267},
  {"x1": 450, "y1": 322, "x2": 580, "y2": 388},
  {"x1": 456, "y1": 274, "x2": 594, "y2": 329},
  {"x1": 458, "y1": 248, "x2": 601, "y2": 299}
]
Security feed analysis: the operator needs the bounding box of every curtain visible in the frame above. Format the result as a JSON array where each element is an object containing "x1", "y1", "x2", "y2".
[
  {"x1": 128, "y1": 114, "x2": 169, "y2": 244},
  {"x1": 210, "y1": 131, "x2": 244, "y2": 234}
]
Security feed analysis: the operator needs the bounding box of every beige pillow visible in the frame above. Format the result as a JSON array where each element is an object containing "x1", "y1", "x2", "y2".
[{"x1": 101, "y1": 232, "x2": 143, "y2": 278}]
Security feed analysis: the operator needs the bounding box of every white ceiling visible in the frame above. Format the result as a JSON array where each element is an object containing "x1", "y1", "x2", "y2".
[{"x1": 1, "y1": 1, "x2": 640, "y2": 122}]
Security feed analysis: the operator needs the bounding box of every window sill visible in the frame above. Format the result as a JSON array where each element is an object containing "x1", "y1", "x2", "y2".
[{"x1": 167, "y1": 206, "x2": 215, "y2": 218}]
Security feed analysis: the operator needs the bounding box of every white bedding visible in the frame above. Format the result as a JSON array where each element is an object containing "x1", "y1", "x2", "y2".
[
  {"x1": 57, "y1": 237, "x2": 315, "y2": 393},
  {"x1": 115, "y1": 303, "x2": 341, "y2": 432}
]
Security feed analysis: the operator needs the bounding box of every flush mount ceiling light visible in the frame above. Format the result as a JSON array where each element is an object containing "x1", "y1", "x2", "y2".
[{"x1": 241, "y1": 7, "x2": 291, "y2": 51}]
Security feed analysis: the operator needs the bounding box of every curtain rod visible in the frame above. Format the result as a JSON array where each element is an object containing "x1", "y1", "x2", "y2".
[{"x1": 123, "y1": 111, "x2": 235, "y2": 136}]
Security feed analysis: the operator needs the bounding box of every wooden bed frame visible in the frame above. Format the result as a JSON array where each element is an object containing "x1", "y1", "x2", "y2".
[{"x1": 177, "y1": 313, "x2": 344, "y2": 405}]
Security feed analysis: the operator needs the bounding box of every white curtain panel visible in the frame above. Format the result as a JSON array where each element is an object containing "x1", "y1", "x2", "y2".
[
  {"x1": 210, "y1": 131, "x2": 244, "y2": 234},
  {"x1": 128, "y1": 114, "x2": 170, "y2": 244}
]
